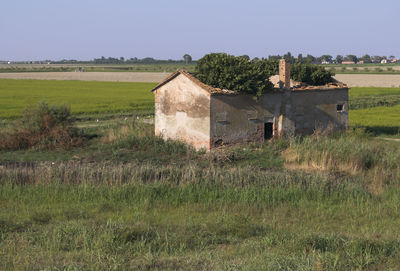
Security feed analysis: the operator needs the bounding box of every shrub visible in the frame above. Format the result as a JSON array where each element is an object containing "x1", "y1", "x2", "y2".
[{"x1": 0, "y1": 101, "x2": 83, "y2": 150}]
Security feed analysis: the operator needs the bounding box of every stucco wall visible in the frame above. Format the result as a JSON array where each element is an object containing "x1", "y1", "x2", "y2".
[
  {"x1": 154, "y1": 74, "x2": 211, "y2": 150},
  {"x1": 209, "y1": 89, "x2": 348, "y2": 147},
  {"x1": 289, "y1": 89, "x2": 348, "y2": 133},
  {"x1": 210, "y1": 93, "x2": 283, "y2": 147}
]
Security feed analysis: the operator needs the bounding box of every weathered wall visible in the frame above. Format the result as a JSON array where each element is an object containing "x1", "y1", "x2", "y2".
[
  {"x1": 209, "y1": 89, "x2": 348, "y2": 147},
  {"x1": 210, "y1": 93, "x2": 283, "y2": 147},
  {"x1": 154, "y1": 74, "x2": 211, "y2": 150},
  {"x1": 289, "y1": 89, "x2": 348, "y2": 133}
]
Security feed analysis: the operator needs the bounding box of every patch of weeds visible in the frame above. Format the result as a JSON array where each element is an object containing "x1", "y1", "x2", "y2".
[
  {"x1": 63, "y1": 209, "x2": 91, "y2": 220},
  {"x1": 31, "y1": 211, "x2": 52, "y2": 224},
  {"x1": 231, "y1": 142, "x2": 284, "y2": 169},
  {"x1": 96, "y1": 202, "x2": 119, "y2": 213}
]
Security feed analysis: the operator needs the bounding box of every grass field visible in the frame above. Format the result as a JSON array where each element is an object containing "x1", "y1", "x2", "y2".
[
  {"x1": 0, "y1": 119, "x2": 399, "y2": 270},
  {"x1": 1, "y1": 80, "x2": 399, "y2": 136},
  {"x1": 0, "y1": 79, "x2": 156, "y2": 119},
  {"x1": 348, "y1": 87, "x2": 400, "y2": 134}
]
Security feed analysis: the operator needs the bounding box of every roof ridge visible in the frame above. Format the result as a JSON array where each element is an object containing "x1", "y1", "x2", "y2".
[{"x1": 151, "y1": 69, "x2": 218, "y2": 93}]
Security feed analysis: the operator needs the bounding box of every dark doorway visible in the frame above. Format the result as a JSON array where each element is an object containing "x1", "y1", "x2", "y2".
[{"x1": 264, "y1": 122, "x2": 273, "y2": 140}]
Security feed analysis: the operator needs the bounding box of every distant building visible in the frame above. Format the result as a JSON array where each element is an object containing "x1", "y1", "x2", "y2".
[
  {"x1": 342, "y1": 61, "x2": 355, "y2": 65},
  {"x1": 381, "y1": 59, "x2": 388, "y2": 64},
  {"x1": 152, "y1": 60, "x2": 349, "y2": 150}
]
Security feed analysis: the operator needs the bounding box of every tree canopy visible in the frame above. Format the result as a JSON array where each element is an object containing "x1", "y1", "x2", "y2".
[
  {"x1": 194, "y1": 53, "x2": 277, "y2": 98},
  {"x1": 291, "y1": 63, "x2": 334, "y2": 86},
  {"x1": 183, "y1": 54, "x2": 192, "y2": 64},
  {"x1": 194, "y1": 53, "x2": 334, "y2": 97}
]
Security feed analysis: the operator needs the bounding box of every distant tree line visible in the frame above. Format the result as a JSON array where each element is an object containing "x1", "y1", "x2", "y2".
[
  {"x1": 48, "y1": 55, "x2": 195, "y2": 65},
  {"x1": 9, "y1": 53, "x2": 397, "y2": 65},
  {"x1": 267, "y1": 53, "x2": 397, "y2": 64}
]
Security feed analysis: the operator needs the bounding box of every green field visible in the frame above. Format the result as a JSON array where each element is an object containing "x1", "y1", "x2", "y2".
[
  {"x1": 0, "y1": 79, "x2": 156, "y2": 119},
  {"x1": 348, "y1": 87, "x2": 400, "y2": 134},
  {"x1": 1, "y1": 80, "x2": 399, "y2": 135}
]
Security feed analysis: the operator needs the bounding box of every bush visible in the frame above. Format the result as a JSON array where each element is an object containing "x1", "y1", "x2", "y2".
[{"x1": 0, "y1": 101, "x2": 83, "y2": 150}]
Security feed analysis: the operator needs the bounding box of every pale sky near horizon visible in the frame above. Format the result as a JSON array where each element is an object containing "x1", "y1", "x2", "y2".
[{"x1": 1, "y1": 0, "x2": 399, "y2": 61}]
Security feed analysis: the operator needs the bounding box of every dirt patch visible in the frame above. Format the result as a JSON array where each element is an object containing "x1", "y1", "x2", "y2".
[
  {"x1": 0, "y1": 72, "x2": 169, "y2": 83},
  {"x1": 334, "y1": 74, "x2": 400, "y2": 87}
]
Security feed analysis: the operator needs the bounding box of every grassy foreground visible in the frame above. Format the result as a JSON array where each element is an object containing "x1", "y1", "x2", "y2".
[
  {"x1": 1, "y1": 118, "x2": 400, "y2": 270},
  {"x1": 1, "y1": 175, "x2": 400, "y2": 270}
]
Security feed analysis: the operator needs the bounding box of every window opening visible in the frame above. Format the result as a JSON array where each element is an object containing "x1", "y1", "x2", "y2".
[{"x1": 264, "y1": 122, "x2": 273, "y2": 140}]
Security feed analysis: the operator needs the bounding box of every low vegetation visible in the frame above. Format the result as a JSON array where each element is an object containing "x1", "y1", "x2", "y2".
[{"x1": 0, "y1": 102, "x2": 84, "y2": 150}]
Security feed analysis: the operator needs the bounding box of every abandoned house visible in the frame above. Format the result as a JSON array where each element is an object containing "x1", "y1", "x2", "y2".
[{"x1": 151, "y1": 60, "x2": 349, "y2": 150}]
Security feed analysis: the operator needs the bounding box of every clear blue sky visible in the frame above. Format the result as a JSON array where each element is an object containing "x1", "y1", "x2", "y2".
[{"x1": 1, "y1": 0, "x2": 399, "y2": 61}]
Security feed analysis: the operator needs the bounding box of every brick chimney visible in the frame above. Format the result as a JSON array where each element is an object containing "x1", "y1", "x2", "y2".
[{"x1": 279, "y1": 59, "x2": 291, "y2": 89}]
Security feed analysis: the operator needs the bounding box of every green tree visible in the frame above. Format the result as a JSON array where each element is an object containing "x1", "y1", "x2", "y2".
[
  {"x1": 360, "y1": 54, "x2": 372, "y2": 63},
  {"x1": 183, "y1": 54, "x2": 192, "y2": 64},
  {"x1": 345, "y1": 55, "x2": 358, "y2": 63},
  {"x1": 194, "y1": 53, "x2": 276, "y2": 98},
  {"x1": 321, "y1": 55, "x2": 333, "y2": 63},
  {"x1": 195, "y1": 53, "x2": 333, "y2": 95},
  {"x1": 306, "y1": 54, "x2": 315, "y2": 63},
  {"x1": 291, "y1": 63, "x2": 334, "y2": 85},
  {"x1": 336, "y1": 55, "x2": 343, "y2": 64},
  {"x1": 283, "y1": 52, "x2": 295, "y2": 64},
  {"x1": 297, "y1": 54, "x2": 304, "y2": 64}
]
